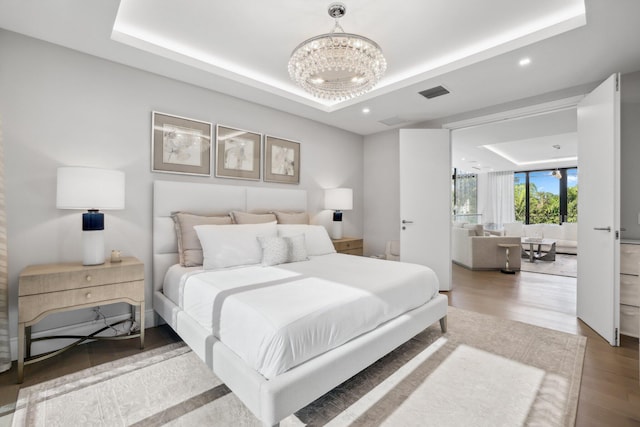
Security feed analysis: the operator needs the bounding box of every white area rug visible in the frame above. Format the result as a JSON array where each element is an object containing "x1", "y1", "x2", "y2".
[
  {"x1": 8, "y1": 307, "x2": 586, "y2": 426},
  {"x1": 520, "y1": 254, "x2": 577, "y2": 278}
]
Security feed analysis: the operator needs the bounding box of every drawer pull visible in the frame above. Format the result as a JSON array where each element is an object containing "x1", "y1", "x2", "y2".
[
  {"x1": 85, "y1": 275, "x2": 92, "y2": 282},
  {"x1": 86, "y1": 292, "x2": 92, "y2": 299}
]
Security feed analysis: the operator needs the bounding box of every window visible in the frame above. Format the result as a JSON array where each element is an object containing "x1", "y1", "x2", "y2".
[
  {"x1": 514, "y1": 168, "x2": 578, "y2": 224},
  {"x1": 452, "y1": 170, "x2": 478, "y2": 223},
  {"x1": 565, "y1": 168, "x2": 578, "y2": 222}
]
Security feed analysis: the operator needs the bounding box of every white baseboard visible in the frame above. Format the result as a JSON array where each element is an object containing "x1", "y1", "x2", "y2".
[{"x1": 9, "y1": 308, "x2": 157, "y2": 362}]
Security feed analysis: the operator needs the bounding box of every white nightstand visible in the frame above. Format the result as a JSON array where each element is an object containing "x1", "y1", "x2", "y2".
[{"x1": 17, "y1": 256, "x2": 145, "y2": 383}]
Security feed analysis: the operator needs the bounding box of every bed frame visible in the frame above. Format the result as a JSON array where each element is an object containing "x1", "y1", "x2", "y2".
[{"x1": 152, "y1": 180, "x2": 448, "y2": 426}]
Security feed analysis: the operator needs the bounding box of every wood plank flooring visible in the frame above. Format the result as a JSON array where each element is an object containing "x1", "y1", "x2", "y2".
[
  {"x1": 450, "y1": 264, "x2": 640, "y2": 426},
  {"x1": 1, "y1": 264, "x2": 638, "y2": 425}
]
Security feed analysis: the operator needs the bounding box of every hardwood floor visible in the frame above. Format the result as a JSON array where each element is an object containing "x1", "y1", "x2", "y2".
[
  {"x1": 450, "y1": 264, "x2": 640, "y2": 426},
  {"x1": 1, "y1": 264, "x2": 638, "y2": 425}
]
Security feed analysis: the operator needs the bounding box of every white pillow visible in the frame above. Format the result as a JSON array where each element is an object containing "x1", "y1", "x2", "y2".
[
  {"x1": 194, "y1": 222, "x2": 277, "y2": 269},
  {"x1": 277, "y1": 224, "x2": 336, "y2": 256}
]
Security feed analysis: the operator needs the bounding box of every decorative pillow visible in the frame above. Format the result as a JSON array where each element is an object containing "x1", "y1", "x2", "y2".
[
  {"x1": 285, "y1": 234, "x2": 309, "y2": 262},
  {"x1": 258, "y1": 234, "x2": 309, "y2": 266},
  {"x1": 194, "y1": 221, "x2": 277, "y2": 270},
  {"x1": 171, "y1": 212, "x2": 233, "y2": 267},
  {"x1": 462, "y1": 223, "x2": 484, "y2": 236},
  {"x1": 503, "y1": 222, "x2": 523, "y2": 237},
  {"x1": 277, "y1": 224, "x2": 336, "y2": 256},
  {"x1": 231, "y1": 211, "x2": 277, "y2": 224},
  {"x1": 258, "y1": 236, "x2": 290, "y2": 266},
  {"x1": 272, "y1": 211, "x2": 309, "y2": 224}
]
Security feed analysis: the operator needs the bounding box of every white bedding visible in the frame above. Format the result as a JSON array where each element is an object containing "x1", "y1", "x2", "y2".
[{"x1": 163, "y1": 253, "x2": 439, "y2": 379}]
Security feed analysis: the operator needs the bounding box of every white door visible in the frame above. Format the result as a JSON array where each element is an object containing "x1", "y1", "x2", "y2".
[
  {"x1": 577, "y1": 73, "x2": 621, "y2": 346},
  {"x1": 400, "y1": 129, "x2": 452, "y2": 291}
]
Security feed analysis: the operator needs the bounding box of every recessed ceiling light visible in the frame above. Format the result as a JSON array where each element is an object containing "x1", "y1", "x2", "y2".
[
  {"x1": 362, "y1": 107, "x2": 371, "y2": 114},
  {"x1": 519, "y1": 57, "x2": 531, "y2": 67}
]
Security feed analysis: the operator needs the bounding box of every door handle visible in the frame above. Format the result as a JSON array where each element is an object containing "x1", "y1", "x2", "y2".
[
  {"x1": 402, "y1": 220, "x2": 414, "y2": 224},
  {"x1": 593, "y1": 226, "x2": 611, "y2": 231}
]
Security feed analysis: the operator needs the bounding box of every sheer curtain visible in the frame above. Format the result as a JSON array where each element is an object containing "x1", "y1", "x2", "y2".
[
  {"x1": 484, "y1": 171, "x2": 515, "y2": 227},
  {"x1": 0, "y1": 117, "x2": 9, "y2": 373}
]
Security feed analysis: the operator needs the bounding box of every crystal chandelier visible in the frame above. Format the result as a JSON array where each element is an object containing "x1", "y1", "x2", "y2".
[{"x1": 288, "y1": 2, "x2": 387, "y2": 101}]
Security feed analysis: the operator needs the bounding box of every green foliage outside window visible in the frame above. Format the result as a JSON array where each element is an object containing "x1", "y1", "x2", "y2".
[
  {"x1": 567, "y1": 185, "x2": 578, "y2": 222},
  {"x1": 514, "y1": 173, "x2": 578, "y2": 224}
]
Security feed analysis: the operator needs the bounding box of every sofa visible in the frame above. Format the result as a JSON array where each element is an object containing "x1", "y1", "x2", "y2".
[
  {"x1": 451, "y1": 225, "x2": 522, "y2": 271},
  {"x1": 503, "y1": 222, "x2": 577, "y2": 254}
]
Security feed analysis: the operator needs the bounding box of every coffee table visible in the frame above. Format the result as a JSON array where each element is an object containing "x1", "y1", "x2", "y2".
[{"x1": 521, "y1": 238, "x2": 557, "y2": 262}]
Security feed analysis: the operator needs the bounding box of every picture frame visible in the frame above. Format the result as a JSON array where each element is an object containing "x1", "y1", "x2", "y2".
[
  {"x1": 264, "y1": 135, "x2": 300, "y2": 184},
  {"x1": 215, "y1": 125, "x2": 262, "y2": 180},
  {"x1": 151, "y1": 111, "x2": 212, "y2": 176}
]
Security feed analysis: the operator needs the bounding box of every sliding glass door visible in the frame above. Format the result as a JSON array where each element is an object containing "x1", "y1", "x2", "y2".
[{"x1": 514, "y1": 168, "x2": 578, "y2": 224}]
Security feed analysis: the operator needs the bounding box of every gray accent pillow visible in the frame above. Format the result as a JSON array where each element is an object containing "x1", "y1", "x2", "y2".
[
  {"x1": 258, "y1": 234, "x2": 309, "y2": 266},
  {"x1": 258, "y1": 236, "x2": 290, "y2": 266},
  {"x1": 285, "y1": 234, "x2": 309, "y2": 262},
  {"x1": 172, "y1": 212, "x2": 232, "y2": 267}
]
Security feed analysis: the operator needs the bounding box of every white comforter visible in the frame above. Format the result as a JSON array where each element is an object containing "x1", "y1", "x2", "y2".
[{"x1": 175, "y1": 253, "x2": 439, "y2": 379}]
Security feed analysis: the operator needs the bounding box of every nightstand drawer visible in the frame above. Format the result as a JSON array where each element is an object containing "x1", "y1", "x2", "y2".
[
  {"x1": 621, "y1": 244, "x2": 640, "y2": 275},
  {"x1": 333, "y1": 238, "x2": 363, "y2": 252},
  {"x1": 19, "y1": 258, "x2": 144, "y2": 296},
  {"x1": 621, "y1": 273, "x2": 640, "y2": 307},
  {"x1": 19, "y1": 280, "x2": 144, "y2": 323},
  {"x1": 340, "y1": 248, "x2": 364, "y2": 256},
  {"x1": 620, "y1": 304, "x2": 639, "y2": 338}
]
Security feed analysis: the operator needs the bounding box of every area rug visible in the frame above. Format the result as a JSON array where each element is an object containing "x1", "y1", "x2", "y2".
[
  {"x1": 520, "y1": 254, "x2": 577, "y2": 278},
  {"x1": 9, "y1": 307, "x2": 586, "y2": 427}
]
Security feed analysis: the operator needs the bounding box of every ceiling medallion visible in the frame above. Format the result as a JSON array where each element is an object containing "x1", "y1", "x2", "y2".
[{"x1": 288, "y1": 2, "x2": 387, "y2": 101}]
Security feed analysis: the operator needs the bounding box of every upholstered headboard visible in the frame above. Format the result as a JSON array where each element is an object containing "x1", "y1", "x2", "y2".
[{"x1": 152, "y1": 180, "x2": 307, "y2": 293}]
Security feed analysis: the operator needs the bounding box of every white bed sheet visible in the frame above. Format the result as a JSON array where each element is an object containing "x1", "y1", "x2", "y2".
[{"x1": 163, "y1": 253, "x2": 439, "y2": 379}]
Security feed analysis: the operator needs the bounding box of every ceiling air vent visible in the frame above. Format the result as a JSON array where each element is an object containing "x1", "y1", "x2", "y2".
[
  {"x1": 419, "y1": 85, "x2": 450, "y2": 99},
  {"x1": 378, "y1": 116, "x2": 410, "y2": 126}
]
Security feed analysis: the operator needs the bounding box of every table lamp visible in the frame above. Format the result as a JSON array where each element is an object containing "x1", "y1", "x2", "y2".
[
  {"x1": 324, "y1": 188, "x2": 352, "y2": 239},
  {"x1": 56, "y1": 167, "x2": 125, "y2": 265}
]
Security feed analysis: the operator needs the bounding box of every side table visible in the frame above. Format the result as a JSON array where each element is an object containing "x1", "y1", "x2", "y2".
[
  {"x1": 17, "y1": 256, "x2": 145, "y2": 383},
  {"x1": 332, "y1": 237, "x2": 364, "y2": 256},
  {"x1": 498, "y1": 243, "x2": 520, "y2": 274}
]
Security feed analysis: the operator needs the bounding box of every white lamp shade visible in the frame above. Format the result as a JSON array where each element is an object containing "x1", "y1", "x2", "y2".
[
  {"x1": 324, "y1": 188, "x2": 353, "y2": 211},
  {"x1": 56, "y1": 167, "x2": 125, "y2": 210}
]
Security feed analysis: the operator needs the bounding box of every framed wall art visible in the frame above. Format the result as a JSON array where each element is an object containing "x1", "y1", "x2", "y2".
[
  {"x1": 151, "y1": 111, "x2": 212, "y2": 176},
  {"x1": 264, "y1": 135, "x2": 300, "y2": 184},
  {"x1": 215, "y1": 125, "x2": 262, "y2": 180}
]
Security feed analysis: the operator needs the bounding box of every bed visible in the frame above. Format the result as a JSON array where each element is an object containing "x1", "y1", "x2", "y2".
[{"x1": 152, "y1": 180, "x2": 448, "y2": 426}]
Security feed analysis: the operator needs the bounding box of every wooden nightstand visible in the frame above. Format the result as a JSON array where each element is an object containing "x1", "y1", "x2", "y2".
[
  {"x1": 332, "y1": 237, "x2": 364, "y2": 256},
  {"x1": 17, "y1": 257, "x2": 145, "y2": 383}
]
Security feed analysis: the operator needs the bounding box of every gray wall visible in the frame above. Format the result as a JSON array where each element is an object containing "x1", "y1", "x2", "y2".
[
  {"x1": 0, "y1": 30, "x2": 364, "y2": 339},
  {"x1": 363, "y1": 129, "x2": 400, "y2": 256},
  {"x1": 621, "y1": 71, "x2": 640, "y2": 239}
]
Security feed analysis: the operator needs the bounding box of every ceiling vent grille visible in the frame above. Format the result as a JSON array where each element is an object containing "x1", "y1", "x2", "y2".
[{"x1": 419, "y1": 85, "x2": 450, "y2": 99}]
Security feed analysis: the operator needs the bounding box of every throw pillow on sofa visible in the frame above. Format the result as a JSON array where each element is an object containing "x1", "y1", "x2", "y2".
[{"x1": 462, "y1": 223, "x2": 484, "y2": 236}]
